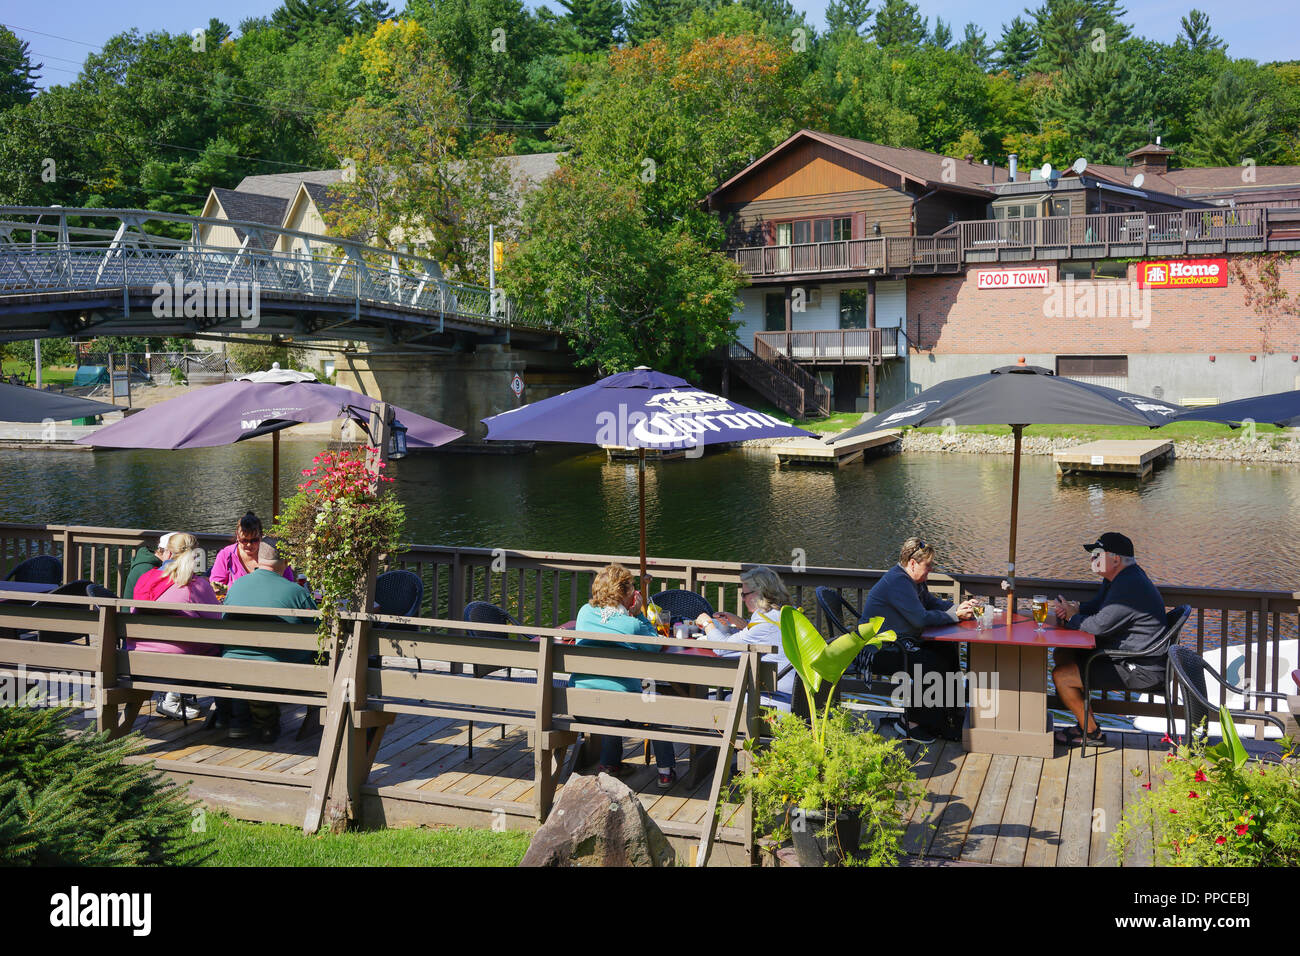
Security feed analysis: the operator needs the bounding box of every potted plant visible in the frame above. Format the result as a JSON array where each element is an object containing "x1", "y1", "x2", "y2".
[
  {"x1": 736, "y1": 607, "x2": 921, "y2": 866},
  {"x1": 271, "y1": 446, "x2": 406, "y2": 656}
]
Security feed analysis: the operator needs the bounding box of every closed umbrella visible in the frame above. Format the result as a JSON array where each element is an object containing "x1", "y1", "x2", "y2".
[
  {"x1": 830, "y1": 362, "x2": 1185, "y2": 619},
  {"x1": 0, "y1": 382, "x2": 123, "y2": 422},
  {"x1": 481, "y1": 367, "x2": 816, "y2": 591},
  {"x1": 78, "y1": 370, "x2": 464, "y2": 515}
]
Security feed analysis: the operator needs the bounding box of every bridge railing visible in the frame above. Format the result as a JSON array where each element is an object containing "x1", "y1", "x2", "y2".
[{"x1": 0, "y1": 206, "x2": 556, "y2": 334}]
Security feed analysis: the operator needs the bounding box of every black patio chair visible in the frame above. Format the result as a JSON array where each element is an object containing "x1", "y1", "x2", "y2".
[
  {"x1": 1082, "y1": 604, "x2": 1191, "y2": 756},
  {"x1": 4, "y1": 554, "x2": 63, "y2": 585},
  {"x1": 1166, "y1": 644, "x2": 1290, "y2": 745},
  {"x1": 815, "y1": 585, "x2": 910, "y2": 686},
  {"x1": 372, "y1": 569, "x2": 424, "y2": 668},
  {"x1": 85, "y1": 583, "x2": 118, "y2": 601},
  {"x1": 30, "y1": 580, "x2": 99, "y2": 643},
  {"x1": 649, "y1": 589, "x2": 714, "y2": 624},
  {"x1": 461, "y1": 600, "x2": 536, "y2": 757}
]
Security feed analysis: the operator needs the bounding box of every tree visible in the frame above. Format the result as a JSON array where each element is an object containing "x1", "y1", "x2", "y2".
[
  {"x1": 1185, "y1": 67, "x2": 1283, "y2": 166},
  {"x1": 958, "y1": 23, "x2": 994, "y2": 71},
  {"x1": 204, "y1": 18, "x2": 233, "y2": 45},
  {"x1": 1042, "y1": 48, "x2": 1149, "y2": 163},
  {"x1": 995, "y1": 16, "x2": 1038, "y2": 79},
  {"x1": 559, "y1": 0, "x2": 625, "y2": 53},
  {"x1": 501, "y1": 165, "x2": 743, "y2": 376},
  {"x1": 356, "y1": 1, "x2": 397, "y2": 30},
  {"x1": 0, "y1": 28, "x2": 40, "y2": 110},
  {"x1": 825, "y1": 0, "x2": 872, "y2": 37},
  {"x1": 929, "y1": 18, "x2": 953, "y2": 50},
  {"x1": 270, "y1": 0, "x2": 361, "y2": 37},
  {"x1": 627, "y1": 0, "x2": 699, "y2": 42},
  {"x1": 872, "y1": 0, "x2": 926, "y2": 48},
  {"x1": 1178, "y1": 9, "x2": 1224, "y2": 53},
  {"x1": 1029, "y1": 0, "x2": 1131, "y2": 73}
]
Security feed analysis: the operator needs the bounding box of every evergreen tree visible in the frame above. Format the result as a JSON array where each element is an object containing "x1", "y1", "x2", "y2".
[
  {"x1": 205, "y1": 18, "x2": 233, "y2": 45},
  {"x1": 270, "y1": 0, "x2": 360, "y2": 37},
  {"x1": 1178, "y1": 9, "x2": 1224, "y2": 53},
  {"x1": 626, "y1": 0, "x2": 696, "y2": 43},
  {"x1": 872, "y1": 0, "x2": 926, "y2": 48},
  {"x1": 1185, "y1": 68, "x2": 1281, "y2": 166},
  {"x1": 0, "y1": 26, "x2": 41, "y2": 109},
  {"x1": 357, "y1": 0, "x2": 397, "y2": 30},
  {"x1": 1029, "y1": 0, "x2": 1130, "y2": 72},
  {"x1": 825, "y1": 0, "x2": 872, "y2": 37},
  {"x1": 929, "y1": 17, "x2": 953, "y2": 50},
  {"x1": 995, "y1": 16, "x2": 1038, "y2": 78},
  {"x1": 1042, "y1": 48, "x2": 1149, "y2": 163},
  {"x1": 560, "y1": 0, "x2": 625, "y2": 52},
  {"x1": 958, "y1": 23, "x2": 994, "y2": 71},
  {"x1": 0, "y1": 705, "x2": 207, "y2": 866}
]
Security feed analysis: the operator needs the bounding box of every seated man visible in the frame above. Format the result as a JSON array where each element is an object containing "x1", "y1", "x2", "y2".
[
  {"x1": 1051, "y1": 532, "x2": 1167, "y2": 747},
  {"x1": 212, "y1": 540, "x2": 317, "y2": 743},
  {"x1": 860, "y1": 537, "x2": 978, "y2": 743}
]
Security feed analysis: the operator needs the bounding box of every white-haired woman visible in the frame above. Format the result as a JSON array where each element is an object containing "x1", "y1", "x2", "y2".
[
  {"x1": 126, "y1": 532, "x2": 220, "y2": 721},
  {"x1": 695, "y1": 565, "x2": 795, "y2": 710}
]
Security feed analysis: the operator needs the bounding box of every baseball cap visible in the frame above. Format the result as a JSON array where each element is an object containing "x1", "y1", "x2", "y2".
[
  {"x1": 1081, "y1": 532, "x2": 1134, "y2": 558},
  {"x1": 158, "y1": 532, "x2": 182, "y2": 552}
]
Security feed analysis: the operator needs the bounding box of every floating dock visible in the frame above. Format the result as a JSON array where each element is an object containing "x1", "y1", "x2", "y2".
[
  {"x1": 603, "y1": 445, "x2": 690, "y2": 462},
  {"x1": 773, "y1": 429, "x2": 901, "y2": 467},
  {"x1": 1054, "y1": 439, "x2": 1174, "y2": 478}
]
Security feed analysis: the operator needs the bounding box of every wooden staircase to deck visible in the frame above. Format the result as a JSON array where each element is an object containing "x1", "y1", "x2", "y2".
[{"x1": 724, "y1": 340, "x2": 832, "y2": 419}]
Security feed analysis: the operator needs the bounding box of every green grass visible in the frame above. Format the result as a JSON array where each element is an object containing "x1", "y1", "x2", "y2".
[
  {"x1": 751, "y1": 403, "x2": 864, "y2": 434},
  {"x1": 1, "y1": 360, "x2": 77, "y2": 385},
  {"x1": 911, "y1": 422, "x2": 1288, "y2": 442},
  {"x1": 182, "y1": 812, "x2": 532, "y2": 867}
]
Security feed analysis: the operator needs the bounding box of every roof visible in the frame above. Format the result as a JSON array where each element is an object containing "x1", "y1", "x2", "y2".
[
  {"x1": 301, "y1": 181, "x2": 341, "y2": 214},
  {"x1": 1126, "y1": 143, "x2": 1175, "y2": 160},
  {"x1": 501, "y1": 151, "x2": 562, "y2": 189},
  {"x1": 707, "y1": 129, "x2": 1011, "y2": 204},
  {"x1": 211, "y1": 188, "x2": 288, "y2": 227},
  {"x1": 234, "y1": 169, "x2": 345, "y2": 200}
]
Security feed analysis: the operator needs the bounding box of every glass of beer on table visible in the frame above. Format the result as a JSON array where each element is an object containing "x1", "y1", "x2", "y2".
[{"x1": 1032, "y1": 594, "x2": 1049, "y2": 632}]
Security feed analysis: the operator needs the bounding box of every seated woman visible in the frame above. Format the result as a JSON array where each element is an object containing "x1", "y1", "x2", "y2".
[
  {"x1": 209, "y1": 511, "x2": 295, "y2": 593},
  {"x1": 125, "y1": 532, "x2": 221, "y2": 722},
  {"x1": 570, "y1": 563, "x2": 678, "y2": 789},
  {"x1": 693, "y1": 565, "x2": 795, "y2": 711}
]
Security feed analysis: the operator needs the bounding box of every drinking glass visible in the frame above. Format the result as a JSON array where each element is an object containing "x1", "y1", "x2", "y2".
[{"x1": 1032, "y1": 595, "x2": 1049, "y2": 633}]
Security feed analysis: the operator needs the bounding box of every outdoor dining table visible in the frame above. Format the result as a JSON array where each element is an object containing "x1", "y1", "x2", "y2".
[
  {"x1": 926, "y1": 613, "x2": 1095, "y2": 758},
  {"x1": 0, "y1": 581, "x2": 59, "y2": 597}
]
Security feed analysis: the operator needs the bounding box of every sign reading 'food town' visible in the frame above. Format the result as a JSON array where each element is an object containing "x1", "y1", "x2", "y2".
[
  {"x1": 1137, "y1": 258, "x2": 1228, "y2": 289},
  {"x1": 976, "y1": 268, "x2": 1051, "y2": 290}
]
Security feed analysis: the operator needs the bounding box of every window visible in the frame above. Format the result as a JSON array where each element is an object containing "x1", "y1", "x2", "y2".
[
  {"x1": 1049, "y1": 198, "x2": 1072, "y2": 217},
  {"x1": 832, "y1": 217, "x2": 852, "y2": 241},
  {"x1": 792, "y1": 220, "x2": 811, "y2": 245},
  {"x1": 765, "y1": 293, "x2": 786, "y2": 332},
  {"x1": 1060, "y1": 260, "x2": 1129, "y2": 280},
  {"x1": 814, "y1": 219, "x2": 832, "y2": 244},
  {"x1": 775, "y1": 222, "x2": 792, "y2": 246},
  {"x1": 1057, "y1": 355, "x2": 1129, "y2": 391},
  {"x1": 839, "y1": 289, "x2": 867, "y2": 329}
]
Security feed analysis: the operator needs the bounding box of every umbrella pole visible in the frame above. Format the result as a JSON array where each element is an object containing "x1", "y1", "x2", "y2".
[
  {"x1": 638, "y1": 447, "x2": 648, "y2": 597},
  {"x1": 1006, "y1": 424, "x2": 1024, "y2": 629},
  {"x1": 272, "y1": 430, "x2": 280, "y2": 521}
]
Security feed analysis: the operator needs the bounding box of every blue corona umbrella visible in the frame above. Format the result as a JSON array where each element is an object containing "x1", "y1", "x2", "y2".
[{"x1": 482, "y1": 367, "x2": 816, "y2": 589}]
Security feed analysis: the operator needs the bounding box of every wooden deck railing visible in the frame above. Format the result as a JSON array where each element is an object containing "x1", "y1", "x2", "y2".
[
  {"x1": 754, "y1": 328, "x2": 898, "y2": 365},
  {"x1": 729, "y1": 235, "x2": 961, "y2": 277},
  {"x1": 3, "y1": 522, "x2": 1295, "y2": 728}
]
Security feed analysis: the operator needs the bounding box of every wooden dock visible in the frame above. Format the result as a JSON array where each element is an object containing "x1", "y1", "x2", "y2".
[
  {"x1": 602, "y1": 445, "x2": 690, "y2": 462},
  {"x1": 62, "y1": 689, "x2": 1283, "y2": 866},
  {"x1": 774, "y1": 429, "x2": 900, "y2": 468},
  {"x1": 1054, "y1": 440, "x2": 1174, "y2": 478}
]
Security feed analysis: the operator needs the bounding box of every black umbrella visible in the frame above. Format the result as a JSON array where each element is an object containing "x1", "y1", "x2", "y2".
[
  {"x1": 830, "y1": 362, "x2": 1185, "y2": 619},
  {"x1": 1168, "y1": 388, "x2": 1300, "y2": 428},
  {"x1": 0, "y1": 382, "x2": 123, "y2": 422}
]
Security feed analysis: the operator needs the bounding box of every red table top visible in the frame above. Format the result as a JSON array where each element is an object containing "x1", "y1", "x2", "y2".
[{"x1": 926, "y1": 613, "x2": 1096, "y2": 649}]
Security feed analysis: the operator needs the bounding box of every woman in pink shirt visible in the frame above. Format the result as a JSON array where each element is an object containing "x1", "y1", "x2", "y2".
[{"x1": 209, "y1": 511, "x2": 294, "y2": 593}]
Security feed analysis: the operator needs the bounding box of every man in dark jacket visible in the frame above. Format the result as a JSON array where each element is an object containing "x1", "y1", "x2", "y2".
[
  {"x1": 1051, "y1": 532, "x2": 1168, "y2": 747},
  {"x1": 860, "y1": 537, "x2": 978, "y2": 742}
]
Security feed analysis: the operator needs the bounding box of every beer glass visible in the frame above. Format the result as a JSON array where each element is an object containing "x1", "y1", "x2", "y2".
[{"x1": 1032, "y1": 595, "x2": 1049, "y2": 632}]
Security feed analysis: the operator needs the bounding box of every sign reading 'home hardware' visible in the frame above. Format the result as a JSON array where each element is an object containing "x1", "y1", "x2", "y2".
[{"x1": 1137, "y1": 258, "x2": 1228, "y2": 289}]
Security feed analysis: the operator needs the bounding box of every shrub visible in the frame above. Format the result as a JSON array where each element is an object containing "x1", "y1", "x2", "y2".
[
  {"x1": 0, "y1": 704, "x2": 208, "y2": 866},
  {"x1": 1112, "y1": 732, "x2": 1300, "y2": 866}
]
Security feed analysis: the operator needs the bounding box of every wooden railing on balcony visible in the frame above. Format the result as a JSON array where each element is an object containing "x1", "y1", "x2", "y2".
[
  {"x1": 754, "y1": 328, "x2": 898, "y2": 365},
  {"x1": 730, "y1": 236, "x2": 960, "y2": 277}
]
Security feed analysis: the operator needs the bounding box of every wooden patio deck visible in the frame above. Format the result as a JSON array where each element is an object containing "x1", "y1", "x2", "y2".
[{"x1": 66, "y1": 685, "x2": 1280, "y2": 867}]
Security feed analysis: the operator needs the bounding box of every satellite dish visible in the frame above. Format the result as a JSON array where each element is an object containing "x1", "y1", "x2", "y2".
[
  {"x1": 1071, "y1": 157, "x2": 1088, "y2": 175},
  {"x1": 1132, "y1": 173, "x2": 1145, "y2": 189},
  {"x1": 1040, "y1": 162, "x2": 1053, "y2": 180}
]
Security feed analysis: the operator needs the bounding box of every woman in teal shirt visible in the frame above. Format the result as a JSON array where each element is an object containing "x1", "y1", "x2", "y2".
[{"x1": 571, "y1": 563, "x2": 678, "y2": 789}]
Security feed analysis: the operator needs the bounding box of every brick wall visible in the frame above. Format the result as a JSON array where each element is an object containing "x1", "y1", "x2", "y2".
[{"x1": 907, "y1": 258, "x2": 1300, "y2": 354}]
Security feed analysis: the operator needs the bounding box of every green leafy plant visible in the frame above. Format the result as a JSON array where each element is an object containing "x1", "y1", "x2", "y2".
[
  {"x1": 0, "y1": 703, "x2": 209, "y2": 865},
  {"x1": 271, "y1": 446, "x2": 406, "y2": 655},
  {"x1": 1112, "y1": 706, "x2": 1299, "y2": 866}
]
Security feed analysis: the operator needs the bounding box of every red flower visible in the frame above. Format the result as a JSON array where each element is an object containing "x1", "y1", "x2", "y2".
[
  {"x1": 1215, "y1": 836, "x2": 1226, "y2": 845},
  {"x1": 1169, "y1": 808, "x2": 1178, "y2": 814},
  {"x1": 1141, "y1": 782, "x2": 1151, "y2": 789},
  {"x1": 1187, "y1": 791, "x2": 1199, "y2": 799},
  {"x1": 1193, "y1": 770, "x2": 1207, "y2": 782},
  {"x1": 1235, "y1": 824, "x2": 1249, "y2": 835},
  {"x1": 1161, "y1": 734, "x2": 1172, "y2": 744}
]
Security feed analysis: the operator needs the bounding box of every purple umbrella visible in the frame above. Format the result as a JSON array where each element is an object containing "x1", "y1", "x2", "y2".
[
  {"x1": 482, "y1": 367, "x2": 816, "y2": 589},
  {"x1": 79, "y1": 376, "x2": 463, "y2": 515}
]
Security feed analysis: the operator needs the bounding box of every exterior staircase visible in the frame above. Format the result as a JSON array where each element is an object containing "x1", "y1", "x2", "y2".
[{"x1": 724, "y1": 339, "x2": 832, "y2": 420}]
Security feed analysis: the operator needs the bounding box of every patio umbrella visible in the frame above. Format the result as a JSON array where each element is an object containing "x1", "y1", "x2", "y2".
[
  {"x1": 1168, "y1": 388, "x2": 1300, "y2": 428},
  {"x1": 480, "y1": 367, "x2": 816, "y2": 591},
  {"x1": 829, "y1": 362, "x2": 1185, "y2": 620},
  {"x1": 0, "y1": 382, "x2": 123, "y2": 422},
  {"x1": 78, "y1": 369, "x2": 464, "y2": 516}
]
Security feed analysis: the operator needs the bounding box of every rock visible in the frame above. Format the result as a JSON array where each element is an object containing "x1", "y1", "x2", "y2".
[{"x1": 518, "y1": 772, "x2": 675, "y2": 867}]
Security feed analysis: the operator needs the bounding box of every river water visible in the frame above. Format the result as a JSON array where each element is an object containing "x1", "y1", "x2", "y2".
[{"x1": 1, "y1": 441, "x2": 1297, "y2": 592}]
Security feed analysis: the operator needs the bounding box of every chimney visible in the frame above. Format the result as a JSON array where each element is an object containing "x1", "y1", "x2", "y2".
[
  {"x1": 1008, "y1": 153, "x2": 1018, "y2": 182},
  {"x1": 1126, "y1": 142, "x2": 1173, "y2": 176}
]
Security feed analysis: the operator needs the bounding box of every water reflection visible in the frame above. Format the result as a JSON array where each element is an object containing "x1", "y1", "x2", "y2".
[{"x1": 0, "y1": 442, "x2": 1296, "y2": 591}]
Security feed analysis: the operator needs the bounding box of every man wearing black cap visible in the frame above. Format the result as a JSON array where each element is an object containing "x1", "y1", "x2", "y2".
[{"x1": 1050, "y1": 532, "x2": 1167, "y2": 747}]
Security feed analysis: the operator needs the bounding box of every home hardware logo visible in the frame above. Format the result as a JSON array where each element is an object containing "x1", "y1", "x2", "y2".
[
  {"x1": 50, "y1": 886, "x2": 151, "y2": 936},
  {"x1": 1137, "y1": 258, "x2": 1228, "y2": 289}
]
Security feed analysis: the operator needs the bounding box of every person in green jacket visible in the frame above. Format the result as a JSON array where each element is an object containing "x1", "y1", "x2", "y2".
[
  {"x1": 211, "y1": 540, "x2": 317, "y2": 743},
  {"x1": 570, "y1": 563, "x2": 677, "y2": 789},
  {"x1": 121, "y1": 534, "x2": 173, "y2": 602}
]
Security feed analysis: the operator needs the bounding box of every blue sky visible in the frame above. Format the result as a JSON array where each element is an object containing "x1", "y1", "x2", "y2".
[{"x1": 7, "y1": 0, "x2": 1293, "y2": 90}]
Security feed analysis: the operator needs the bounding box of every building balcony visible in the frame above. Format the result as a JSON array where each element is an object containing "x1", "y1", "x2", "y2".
[
  {"x1": 729, "y1": 236, "x2": 961, "y2": 280},
  {"x1": 754, "y1": 327, "x2": 899, "y2": 365}
]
